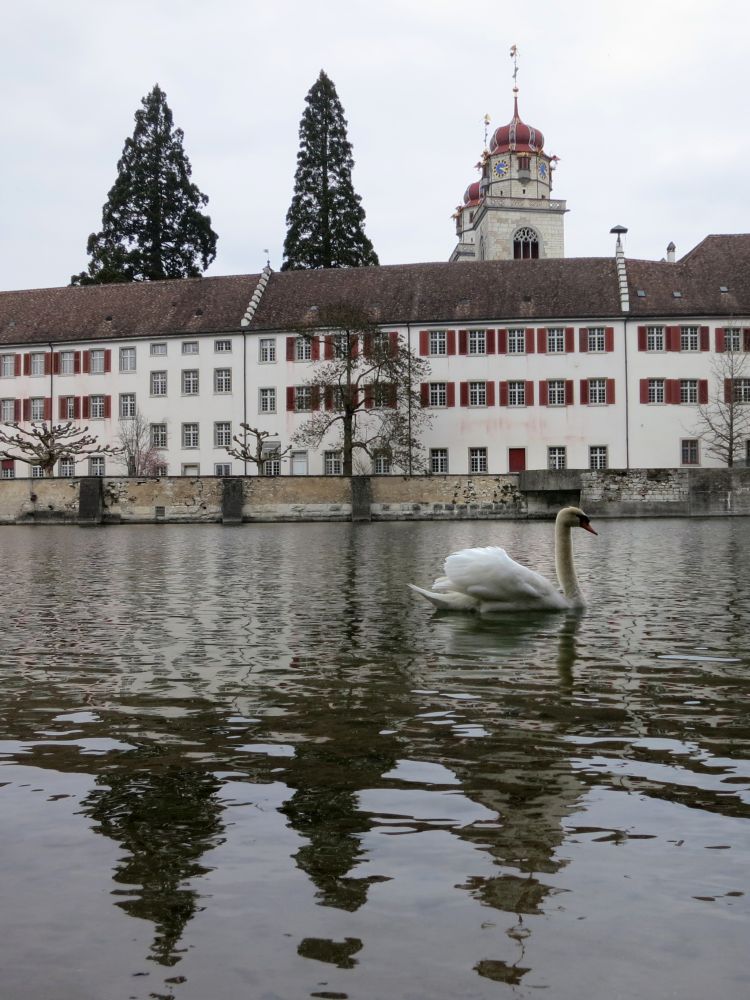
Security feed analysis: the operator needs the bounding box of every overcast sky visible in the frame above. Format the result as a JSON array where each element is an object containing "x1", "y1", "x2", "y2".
[{"x1": 2, "y1": 0, "x2": 748, "y2": 291}]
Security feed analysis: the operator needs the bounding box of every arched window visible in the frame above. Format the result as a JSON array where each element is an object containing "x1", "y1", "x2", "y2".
[{"x1": 513, "y1": 227, "x2": 539, "y2": 259}]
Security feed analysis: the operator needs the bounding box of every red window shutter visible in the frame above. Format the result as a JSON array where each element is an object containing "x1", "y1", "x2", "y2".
[
  {"x1": 351, "y1": 387, "x2": 361, "y2": 408},
  {"x1": 725, "y1": 378, "x2": 732, "y2": 403},
  {"x1": 715, "y1": 328, "x2": 725, "y2": 352},
  {"x1": 605, "y1": 327, "x2": 615, "y2": 352},
  {"x1": 637, "y1": 326, "x2": 647, "y2": 351},
  {"x1": 324, "y1": 336, "x2": 333, "y2": 361},
  {"x1": 43, "y1": 353, "x2": 51, "y2": 375},
  {"x1": 579, "y1": 329, "x2": 589, "y2": 353},
  {"x1": 351, "y1": 336, "x2": 359, "y2": 358},
  {"x1": 537, "y1": 329, "x2": 547, "y2": 353},
  {"x1": 539, "y1": 381, "x2": 549, "y2": 406},
  {"x1": 324, "y1": 386, "x2": 334, "y2": 411},
  {"x1": 74, "y1": 352, "x2": 81, "y2": 374},
  {"x1": 525, "y1": 328, "x2": 536, "y2": 353},
  {"x1": 497, "y1": 329, "x2": 508, "y2": 354},
  {"x1": 363, "y1": 333, "x2": 372, "y2": 357},
  {"x1": 286, "y1": 386, "x2": 295, "y2": 411},
  {"x1": 419, "y1": 331, "x2": 429, "y2": 356},
  {"x1": 73, "y1": 397, "x2": 81, "y2": 420},
  {"x1": 565, "y1": 380, "x2": 574, "y2": 405},
  {"x1": 104, "y1": 349, "x2": 112, "y2": 372},
  {"x1": 14, "y1": 354, "x2": 22, "y2": 377},
  {"x1": 286, "y1": 337, "x2": 295, "y2": 361},
  {"x1": 565, "y1": 327, "x2": 575, "y2": 353},
  {"x1": 667, "y1": 326, "x2": 681, "y2": 351},
  {"x1": 59, "y1": 397, "x2": 66, "y2": 419},
  {"x1": 310, "y1": 386, "x2": 320, "y2": 410},
  {"x1": 420, "y1": 383, "x2": 429, "y2": 407},
  {"x1": 486, "y1": 381, "x2": 495, "y2": 406},
  {"x1": 43, "y1": 397, "x2": 52, "y2": 421},
  {"x1": 363, "y1": 386, "x2": 373, "y2": 410},
  {"x1": 499, "y1": 381, "x2": 509, "y2": 406},
  {"x1": 104, "y1": 395, "x2": 111, "y2": 418},
  {"x1": 744, "y1": 329, "x2": 750, "y2": 352},
  {"x1": 459, "y1": 381, "x2": 468, "y2": 407},
  {"x1": 446, "y1": 330, "x2": 457, "y2": 355},
  {"x1": 82, "y1": 350, "x2": 90, "y2": 373},
  {"x1": 22, "y1": 398, "x2": 30, "y2": 421},
  {"x1": 458, "y1": 330, "x2": 468, "y2": 355},
  {"x1": 13, "y1": 399, "x2": 21, "y2": 421},
  {"x1": 82, "y1": 396, "x2": 90, "y2": 419},
  {"x1": 23, "y1": 354, "x2": 31, "y2": 376},
  {"x1": 698, "y1": 379, "x2": 708, "y2": 405},
  {"x1": 486, "y1": 329, "x2": 496, "y2": 354},
  {"x1": 700, "y1": 326, "x2": 709, "y2": 351},
  {"x1": 388, "y1": 384, "x2": 397, "y2": 408},
  {"x1": 446, "y1": 383, "x2": 456, "y2": 407},
  {"x1": 640, "y1": 379, "x2": 649, "y2": 403},
  {"x1": 525, "y1": 381, "x2": 534, "y2": 405},
  {"x1": 52, "y1": 352, "x2": 60, "y2": 375},
  {"x1": 580, "y1": 379, "x2": 589, "y2": 405},
  {"x1": 607, "y1": 378, "x2": 616, "y2": 404},
  {"x1": 389, "y1": 332, "x2": 399, "y2": 355},
  {"x1": 311, "y1": 337, "x2": 320, "y2": 361},
  {"x1": 667, "y1": 379, "x2": 681, "y2": 404}
]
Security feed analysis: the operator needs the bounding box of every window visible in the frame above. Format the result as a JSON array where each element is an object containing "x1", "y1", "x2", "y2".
[
  {"x1": 430, "y1": 448, "x2": 448, "y2": 473},
  {"x1": 681, "y1": 326, "x2": 699, "y2": 351},
  {"x1": 548, "y1": 446, "x2": 567, "y2": 470},
  {"x1": 429, "y1": 331, "x2": 447, "y2": 356},
  {"x1": 119, "y1": 347, "x2": 136, "y2": 372},
  {"x1": 214, "y1": 368, "x2": 232, "y2": 393},
  {"x1": 508, "y1": 328, "x2": 526, "y2": 354},
  {"x1": 429, "y1": 382, "x2": 447, "y2": 407},
  {"x1": 331, "y1": 332, "x2": 352, "y2": 357},
  {"x1": 513, "y1": 226, "x2": 539, "y2": 259},
  {"x1": 263, "y1": 458, "x2": 281, "y2": 477},
  {"x1": 587, "y1": 327, "x2": 606, "y2": 352},
  {"x1": 648, "y1": 379, "x2": 665, "y2": 404},
  {"x1": 90, "y1": 395, "x2": 106, "y2": 419},
  {"x1": 30, "y1": 353, "x2": 46, "y2": 376},
  {"x1": 89, "y1": 349, "x2": 105, "y2": 374},
  {"x1": 370, "y1": 331, "x2": 392, "y2": 358},
  {"x1": 214, "y1": 422, "x2": 231, "y2": 447},
  {"x1": 294, "y1": 386, "x2": 312, "y2": 411},
  {"x1": 0, "y1": 355, "x2": 15, "y2": 378},
  {"x1": 259, "y1": 338, "x2": 276, "y2": 363},
  {"x1": 119, "y1": 393, "x2": 136, "y2": 418},
  {"x1": 155, "y1": 464, "x2": 168, "y2": 477},
  {"x1": 215, "y1": 463, "x2": 231, "y2": 476},
  {"x1": 58, "y1": 458, "x2": 76, "y2": 477},
  {"x1": 469, "y1": 447, "x2": 488, "y2": 473},
  {"x1": 468, "y1": 381, "x2": 487, "y2": 406},
  {"x1": 547, "y1": 328, "x2": 565, "y2": 353},
  {"x1": 1, "y1": 459, "x2": 15, "y2": 479},
  {"x1": 468, "y1": 330, "x2": 486, "y2": 355},
  {"x1": 59, "y1": 351, "x2": 76, "y2": 375},
  {"x1": 647, "y1": 326, "x2": 664, "y2": 352},
  {"x1": 60, "y1": 396, "x2": 76, "y2": 420},
  {"x1": 295, "y1": 337, "x2": 312, "y2": 361},
  {"x1": 588, "y1": 378, "x2": 607, "y2": 405},
  {"x1": 1, "y1": 399, "x2": 15, "y2": 422},
  {"x1": 373, "y1": 453, "x2": 391, "y2": 474},
  {"x1": 150, "y1": 423, "x2": 167, "y2": 449},
  {"x1": 324, "y1": 451, "x2": 342, "y2": 475},
  {"x1": 30, "y1": 398, "x2": 45, "y2": 420},
  {"x1": 372, "y1": 383, "x2": 395, "y2": 408},
  {"x1": 681, "y1": 439, "x2": 699, "y2": 465},
  {"x1": 733, "y1": 378, "x2": 750, "y2": 403},
  {"x1": 291, "y1": 451, "x2": 308, "y2": 475},
  {"x1": 89, "y1": 456, "x2": 105, "y2": 477},
  {"x1": 725, "y1": 328, "x2": 742, "y2": 352},
  {"x1": 508, "y1": 381, "x2": 526, "y2": 406},
  {"x1": 548, "y1": 379, "x2": 567, "y2": 406},
  {"x1": 258, "y1": 387, "x2": 276, "y2": 413},
  {"x1": 182, "y1": 423, "x2": 199, "y2": 448},
  {"x1": 182, "y1": 464, "x2": 200, "y2": 476},
  {"x1": 589, "y1": 446, "x2": 608, "y2": 470},
  {"x1": 182, "y1": 341, "x2": 199, "y2": 355},
  {"x1": 150, "y1": 371, "x2": 167, "y2": 396},
  {"x1": 182, "y1": 369, "x2": 199, "y2": 395},
  {"x1": 150, "y1": 342, "x2": 167, "y2": 356},
  {"x1": 680, "y1": 379, "x2": 698, "y2": 404},
  {"x1": 30, "y1": 464, "x2": 45, "y2": 478},
  {"x1": 214, "y1": 340, "x2": 232, "y2": 353}
]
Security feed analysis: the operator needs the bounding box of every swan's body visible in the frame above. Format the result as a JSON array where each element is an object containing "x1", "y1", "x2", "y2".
[{"x1": 408, "y1": 506, "x2": 597, "y2": 613}]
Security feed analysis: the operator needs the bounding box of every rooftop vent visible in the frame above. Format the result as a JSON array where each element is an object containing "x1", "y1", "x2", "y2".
[
  {"x1": 194, "y1": 308, "x2": 203, "y2": 316},
  {"x1": 636, "y1": 289, "x2": 646, "y2": 297},
  {"x1": 720, "y1": 285, "x2": 729, "y2": 293},
  {"x1": 672, "y1": 291, "x2": 682, "y2": 298},
  {"x1": 104, "y1": 315, "x2": 112, "y2": 321}
]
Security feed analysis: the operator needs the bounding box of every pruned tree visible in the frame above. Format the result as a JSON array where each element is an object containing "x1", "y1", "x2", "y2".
[
  {"x1": 71, "y1": 84, "x2": 218, "y2": 285},
  {"x1": 226, "y1": 424, "x2": 292, "y2": 475},
  {"x1": 290, "y1": 304, "x2": 431, "y2": 475},
  {"x1": 281, "y1": 71, "x2": 378, "y2": 270},
  {"x1": 691, "y1": 340, "x2": 750, "y2": 466},
  {"x1": 116, "y1": 411, "x2": 163, "y2": 476},
  {"x1": 0, "y1": 422, "x2": 123, "y2": 476}
]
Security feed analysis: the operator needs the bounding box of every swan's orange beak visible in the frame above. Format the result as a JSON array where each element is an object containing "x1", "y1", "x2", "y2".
[{"x1": 580, "y1": 520, "x2": 597, "y2": 535}]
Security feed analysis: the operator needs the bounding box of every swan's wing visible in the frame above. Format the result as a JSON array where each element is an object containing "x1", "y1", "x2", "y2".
[{"x1": 443, "y1": 546, "x2": 563, "y2": 607}]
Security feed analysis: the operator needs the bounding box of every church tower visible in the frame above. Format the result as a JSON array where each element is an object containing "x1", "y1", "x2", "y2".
[{"x1": 450, "y1": 50, "x2": 567, "y2": 262}]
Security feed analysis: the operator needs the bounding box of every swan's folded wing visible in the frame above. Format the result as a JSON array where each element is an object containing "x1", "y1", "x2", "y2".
[{"x1": 444, "y1": 546, "x2": 563, "y2": 607}]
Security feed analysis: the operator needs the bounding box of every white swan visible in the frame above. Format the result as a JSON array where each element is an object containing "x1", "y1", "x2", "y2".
[{"x1": 408, "y1": 506, "x2": 597, "y2": 613}]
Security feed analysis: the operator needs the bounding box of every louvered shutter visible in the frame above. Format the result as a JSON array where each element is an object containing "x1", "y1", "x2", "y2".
[
  {"x1": 525, "y1": 381, "x2": 534, "y2": 405},
  {"x1": 324, "y1": 337, "x2": 333, "y2": 360},
  {"x1": 82, "y1": 396, "x2": 90, "y2": 419},
  {"x1": 23, "y1": 354, "x2": 31, "y2": 376},
  {"x1": 525, "y1": 329, "x2": 535, "y2": 353},
  {"x1": 311, "y1": 337, "x2": 320, "y2": 361},
  {"x1": 499, "y1": 381, "x2": 508, "y2": 406},
  {"x1": 43, "y1": 397, "x2": 52, "y2": 421},
  {"x1": 698, "y1": 380, "x2": 708, "y2": 405},
  {"x1": 539, "y1": 381, "x2": 549, "y2": 406},
  {"x1": 637, "y1": 326, "x2": 647, "y2": 351},
  {"x1": 497, "y1": 329, "x2": 508, "y2": 354},
  {"x1": 446, "y1": 330, "x2": 457, "y2": 355},
  {"x1": 104, "y1": 349, "x2": 112, "y2": 372},
  {"x1": 724, "y1": 379, "x2": 733, "y2": 403},
  {"x1": 23, "y1": 399, "x2": 30, "y2": 421},
  {"x1": 639, "y1": 379, "x2": 649, "y2": 403},
  {"x1": 486, "y1": 330, "x2": 496, "y2": 354},
  {"x1": 459, "y1": 382, "x2": 468, "y2": 407},
  {"x1": 486, "y1": 381, "x2": 495, "y2": 406},
  {"x1": 458, "y1": 330, "x2": 468, "y2": 355},
  {"x1": 565, "y1": 380, "x2": 574, "y2": 405},
  {"x1": 565, "y1": 328, "x2": 575, "y2": 353},
  {"x1": 700, "y1": 327, "x2": 709, "y2": 351},
  {"x1": 580, "y1": 379, "x2": 589, "y2": 405},
  {"x1": 286, "y1": 337, "x2": 295, "y2": 361},
  {"x1": 286, "y1": 386, "x2": 295, "y2": 411},
  {"x1": 82, "y1": 350, "x2": 90, "y2": 373},
  {"x1": 605, "y1": 327, "x2": 615, "y2": 352},
  {"x1": 420, "y1": 383, "x2": 429, "y2": 407},
  {"x1": 389, "y1": 332, "x2": 399, "y2": 355},
  {"x1": 666, "y1": 326, "x2": 681, "y2": 352},
  {"x1": 419, "y1": 331, "x2": 429, "y2": 356},
  {"x1": 579, "y1": 329, "x2": 589, "y2": 353},
  {"x1": 715, "y1": 328, "x2": 725, "y2": 352},
  {"x1": 607, "y1": 379, "x2": 616, "y2": 404},
  {"x1": 104, "y1": 396, "x2": 111, "y2": 418},
  {"x1": 537, "y1": 329, "x2": 547, "y2": 353},
  {"x1": 446, "y1": 383, "x2": 456, "y2": 407}
]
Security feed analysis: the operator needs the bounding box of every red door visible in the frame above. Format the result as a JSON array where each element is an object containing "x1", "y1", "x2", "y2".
[{"x1": 508, "y1": 448, "x2": 526, "y2": 472}]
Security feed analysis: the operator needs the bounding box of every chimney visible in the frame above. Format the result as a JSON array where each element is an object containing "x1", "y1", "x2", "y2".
[{"x1": 667, "y1": 241, "x2": 676, "y2": 264}]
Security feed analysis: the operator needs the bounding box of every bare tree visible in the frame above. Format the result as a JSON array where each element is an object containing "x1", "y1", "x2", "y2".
[
  {"x1": 225, "y1": 424, "x2": 292, "y2": 475},
  {"x1": 290, "y1": 303, "x2": 431, "y2": 475},
  {"x1": 0, "y1": 422, "x2": 122, "y2": 476},
  {"x1": 116, "y1": 411, "x2": 163, "y2": 475},
  {"x1": 691, "y1": 343, "x2": 750, "y2": 466}
]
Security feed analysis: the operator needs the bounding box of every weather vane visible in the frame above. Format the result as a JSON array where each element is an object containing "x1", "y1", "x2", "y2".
[
  {"x1": 510, "y1": 43, "x2": 519, "y2": 91},
  {"x1": 483, "y1": 113, "x2": 491, "y2": 150}
]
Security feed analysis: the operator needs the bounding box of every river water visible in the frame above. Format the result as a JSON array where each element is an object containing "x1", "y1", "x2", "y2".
[{"x1": 0, "y1": 518, "x2": 749, "y2": 1000}]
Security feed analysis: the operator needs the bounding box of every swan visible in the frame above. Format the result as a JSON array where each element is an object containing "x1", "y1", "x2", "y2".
[{"x1": 408, "y1": 506, "x2": 597, "y2": 613}]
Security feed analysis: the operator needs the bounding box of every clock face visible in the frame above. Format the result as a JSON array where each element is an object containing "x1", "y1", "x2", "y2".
[
  {"x1": 493, "y1": 158, "x2": 509, "y2": 178},
  {"x1": 538, "y1": 161, "x2": 548, "y2": 180}
]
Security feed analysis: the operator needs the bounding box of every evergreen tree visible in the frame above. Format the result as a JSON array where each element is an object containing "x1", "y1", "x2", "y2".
[
  {"x1": 72, "y1": 85, "x2": 217, "y2": 285},
  {"x1": 282, "y1": 71, "x2": 378, "y2": 270}
]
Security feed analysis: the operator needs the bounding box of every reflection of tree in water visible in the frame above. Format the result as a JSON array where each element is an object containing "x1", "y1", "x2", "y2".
[{"x1": 83, "y1": 743, "x2": 224, "y2": 968}]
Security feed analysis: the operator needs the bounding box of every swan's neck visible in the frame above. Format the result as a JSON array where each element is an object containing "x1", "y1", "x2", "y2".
[{"x1": 555, "y1": 517, "x2": 582, "y2": 602}]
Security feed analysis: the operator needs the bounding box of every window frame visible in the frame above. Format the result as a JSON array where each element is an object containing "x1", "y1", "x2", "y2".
[
  {"x1": 430, "y1": 448, "x2": 448, "y2": 474},
  {"x1": 150, "y1": 371, "x2": 167, "y2": 396},
  {"x1": 150, "y1": 423, "x2": 167, "y2": 449},
  {"x1": 589, "y1": 445, "x2": 608, "y2": 470},
  {"x1": 119, "y1": 346, "x2": 137, "y2": 372},
  {"x1": 507, "y1": 329, "x2": 526, "y2": 354},
  {"x1": 181, "y1": 369, "x2": 200, "y2": 395},
  {"x1": 681, "y1": 439, "x2": 700, "y2": 466},
  {"x1": 587, "y1": 327, "x2": 606, "y2": 353},
  {"x1": 469, "y1": 446, "x2": 488, "y2": 474},
  {"x1": 548, "y1": 446, "x2": 567, "y2": 471},
  {"x1": 468, "y1": 330, "x2": 486, "y2": 355},
  {"x1": 214, "y1": 421, "x2": 231, "y2": 448},
  {"x1": 428, "y1": 382, "x2": 447, "y2": 408},
  {"x1": 259, "y1": 338, "x2": 276, "y2": 363},
  {"x1": 547, "y1": 379, "x2": 567, "y2": 406},
  {"x1": 214, "y1": 368, "x2": 232, "y2": 394},
  {"x1": 547, "y1": 328, "x2": 565, "y2": 353},
  {"x1": 119, "y1": 393, "x2": 136, "y2": 419},
  {"x1": 588, "y1": 378, "x2": 607, "y2": 405},
  {"x1": 182, "y1": 422, "x2": 200, "y2": 448},
  {"x1": 646, "y1": 326, "x2": 665, "y2": 352}
]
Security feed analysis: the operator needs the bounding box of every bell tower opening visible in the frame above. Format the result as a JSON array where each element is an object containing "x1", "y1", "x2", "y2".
[{"x1": 513, "y1": 227, "x2": 539, "y2": 259}]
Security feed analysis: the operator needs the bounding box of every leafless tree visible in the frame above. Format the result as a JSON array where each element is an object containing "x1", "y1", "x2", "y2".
[
  {"x1": 691, "y1": 344, "x2": 750, "y2": 466},
  {"x1": 116, "y1": 411, "x2": 163, "y2": 476},
  {"x1": 225, "y1": 424, "x2": 292, "y2": 475},
  {"x1": 0, "y1": 422, "x2": 122, "y2": 476}
]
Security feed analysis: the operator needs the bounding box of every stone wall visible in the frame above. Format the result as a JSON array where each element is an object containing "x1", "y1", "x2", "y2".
[{"x1": 370, "y1": 474, "x2": 526, "y2": 520}]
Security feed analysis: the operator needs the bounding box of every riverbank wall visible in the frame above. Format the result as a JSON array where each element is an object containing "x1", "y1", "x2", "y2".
[{"x1": 0, "y1": 468, "x2": 749, "y2": 524}]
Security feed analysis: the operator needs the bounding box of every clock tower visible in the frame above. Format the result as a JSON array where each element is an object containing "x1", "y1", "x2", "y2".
[{"x1": 450, "y1": 57, "x2": 567, "y2": 262}]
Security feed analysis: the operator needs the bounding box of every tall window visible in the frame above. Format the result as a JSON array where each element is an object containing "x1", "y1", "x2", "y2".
[
  {"x1": 468, "y1": 382, "x2": 487, "y2": 406},
  {"x1": 548, "y1": 379, "x2": 567, "y2": 405},
  {"x1": 587, "y1": 327, "x2": 606, "y2": 352},
  {"x1": 429, "y1": 331, "x2": 447, "y2": 356},
  {"x1": 648, "y1": 379, "x2": 665, "y2": 404},
  {"x1": 259, "y1": 388, "x2": 276, "y2": 413},
  {"x1": 429, "y1": 383, "x2": 447, "y2": 407},
  {"x1": 60, "y1": 396, "x2": 76, "y2": 420},
  {"x1": 1, "y1": 459, "x2": 15, "y2": 479},
  {"x1": 547, "y1": 328, "x2": 565, "y2": 353},
  {"x1": 0, "y1": 355, "x2": 15, "y2": 378},
  {"x1": 59, "y1": 458, "x2": 76, "y2": 477},
  {"x1": 1, "y1": 399, "x2": 15, "y2": 421},
  {"x1": 468, "y1": 330, "x2": 486, "y2": 355},
  {"x1": 182, "y1": 341, "x2": 199, "y2": 355},
  {"x1": 588, "y1": 378, "x2": 607, "y2": 404},
  {"x1": 259, "y1": 338, "x2": 276, "y2": 362},
  {"x1": 182, "y1": 370, "x2": 199, "y2": 395},
  {"x1": 214, "y1": 422, "x2": 231, "y2": 447},
  {"x1": 508, "y1": 329, "x2": 526, "y2": 354},
  {"x1": 548, "y1": 446, "x2": 567, "y2": 470},
  {"x1": 119, "y1": 393, "x2": 136, "y2": 418},
  {"x1": 30, "y1": 464, "x2": 45, "y2": 478},
  {"x1": 150, "y1": 424, "x2": 167, "y2": 449},
  {"x1": 90, "y1": 395, "x2": 106, "y2": 418},
  {"x1": 681, "y1": 439, "x2": 699, "y2": 465},
  {"x1": 294, "y1": 386, "x2": 312, "y2": 411},
  {"x1": 150, "y1": 371, "x2": 167, "y2": 396},
  {"x1": 681, "y1": 326, "x2": 699, "y2": 351},
  {"x1": 589, "y1": 446, "x2": 608, "y2": 470},
  {"x1": 295, "y1": 337, "x2": 312, "y2": 361},
  {"x1": 263, "y1": 457, "x2": 281, "y2": 477},
  {"x1": 430, "y1": 448, "x2": 448, "y2": 473},
  {"x1": 469, "y1": 447, "x2": 488, "y2": 473},
  {"x1": 513, "y1": 226, "x2": 539, "y2": 259},
  {"x1": 89, "y1": 349, "x2": 105, "y2": 374},
  {"x1": 647, "y1": 326, "x2": 664, "y2": 351},
  {"x1": 508, "y1": 381, "x2": 526, "y2": 406},
  {"x1": 725, "y1": 328, "x2": 741, "y2": 352},
  {"x1": 119, "y1": 347, "x2": 136, "y2": 372},
  {"x1": 680, "y1": 379, "x2": 698, "y2": 404},
  {"x1": 89, "y1": 457, "x2": 105, "y2": 476},
  {"x1": 372, "y1": 453, "x2": 391, "y2": 474},
  {"x1": 214, "y1": 368, "x2": 232, "y2": 393},
  {"x1": 324, "y1": 451, "x2": 342, "y2": 475},
  {"x1": 182, "y1": 423, "x2": 199, "y2": 448},
  {"x1": 30, "y1": 353, "x2": 46, "y2": 376},
  {"x1": 30, "y1": 398, "x2": 45, "y2": 420},
  {"x1": 59, "y1": 351, "x2": 76, "y2": 375},
  {"x1": 733, "y1": 378, "x2": 750, "y2": 403},
  {"x1": 372, "y1": 383, "x2": 395, "y2": 409}
]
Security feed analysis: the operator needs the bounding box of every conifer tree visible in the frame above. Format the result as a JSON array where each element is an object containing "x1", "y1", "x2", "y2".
[
  {"x1": 72, "y1": 85, "x2": 218, "y2": 285},
  {"x1": 282, "y1": 71, "x2": 378, "y2": 270}
]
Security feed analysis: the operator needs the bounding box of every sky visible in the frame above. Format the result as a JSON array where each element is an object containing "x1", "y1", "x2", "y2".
[{"x1": 2, "y1": 0, "x2": 749, "y2": 291}]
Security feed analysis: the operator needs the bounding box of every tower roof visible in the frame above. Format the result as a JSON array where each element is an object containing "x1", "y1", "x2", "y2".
[{"x1": 489, "y1": 93, "x2": 544, "y2": 154}]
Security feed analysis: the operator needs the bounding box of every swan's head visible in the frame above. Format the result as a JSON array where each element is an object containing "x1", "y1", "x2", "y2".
[{"x1": 557, "y1": 506, "x2": 597, "y2": 535}]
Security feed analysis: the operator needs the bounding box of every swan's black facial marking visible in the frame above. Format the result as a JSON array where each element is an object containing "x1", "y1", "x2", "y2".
[{"x1": 578, "y1": 513, "x2": 597, "y2": 535}]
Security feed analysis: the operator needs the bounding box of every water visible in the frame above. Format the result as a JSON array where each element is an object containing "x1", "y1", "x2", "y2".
[{"x1": 1, "y1": 518, "x2": 749, "y2": 1000}]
